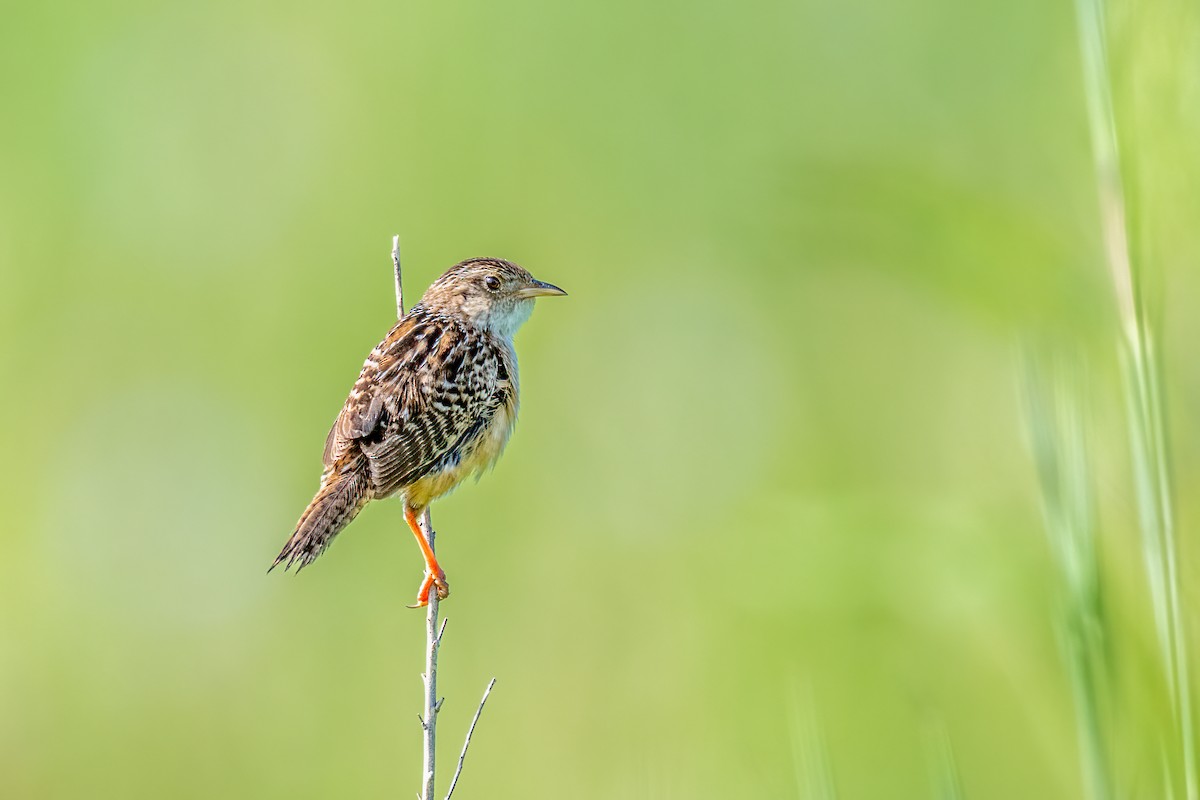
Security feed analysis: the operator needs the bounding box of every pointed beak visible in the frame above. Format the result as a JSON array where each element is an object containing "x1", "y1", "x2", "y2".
[{"x1": 516, "y1": 279, "x2": 568, "y2": 299}]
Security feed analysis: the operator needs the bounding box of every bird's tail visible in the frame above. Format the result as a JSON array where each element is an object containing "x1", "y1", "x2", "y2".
[{"x1": 271, "y1": 451, "x2": 371, "y2": 572}]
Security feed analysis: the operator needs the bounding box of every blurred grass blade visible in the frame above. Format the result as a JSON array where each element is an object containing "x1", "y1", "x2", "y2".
[
  {"x1": 1120, "y1": 321, "x2": 1196, "y2": 799},
  {"x1": 1024, "y1": 356, "x2": 1111, "y2": 800},
  {"x1": 925, "y1": 722, "x2": 966, "y2": 800},
  {"x1": 1071, "y1": 0, "x2": 1135, "y2": 325},
  {"x1": 1071, "y1": 0, "x2": 1196, "y2": 796},
  {"x1": 788, "y1": 685, "x2": 838, "y2": 800}
]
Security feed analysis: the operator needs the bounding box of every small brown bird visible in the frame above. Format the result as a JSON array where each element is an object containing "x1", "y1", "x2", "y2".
[{"x1": 272, "y1": 257, "x2": 566, "y2": 606}]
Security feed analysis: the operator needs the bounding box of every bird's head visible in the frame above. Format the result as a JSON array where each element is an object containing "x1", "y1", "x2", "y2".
[{"x1": 421, "y1": 257, "x2": 567, "y2": 339}]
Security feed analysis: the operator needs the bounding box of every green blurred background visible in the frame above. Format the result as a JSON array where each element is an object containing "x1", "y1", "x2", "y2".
[{"x1": 2, "y1": 0, "x2": 1199, "y2": 797}]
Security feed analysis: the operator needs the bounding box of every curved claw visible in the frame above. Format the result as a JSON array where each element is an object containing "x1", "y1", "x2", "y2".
[{"x1": 408, "y1": 569, "x2": 450, "y2": 608}]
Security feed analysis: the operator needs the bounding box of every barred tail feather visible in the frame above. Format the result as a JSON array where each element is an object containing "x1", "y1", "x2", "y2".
[{"x1": 272, "y1": 458, "x2": 371, "y2": 572}]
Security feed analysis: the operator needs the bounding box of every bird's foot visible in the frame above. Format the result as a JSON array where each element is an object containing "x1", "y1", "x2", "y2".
[{"x1": 408, "y1": 568, "x2": 450, "y2": 608}]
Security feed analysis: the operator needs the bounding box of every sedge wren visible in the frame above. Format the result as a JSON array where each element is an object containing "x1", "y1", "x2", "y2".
[{"x1": 272, "y1": 257, "x2": 566, "y2": 606}]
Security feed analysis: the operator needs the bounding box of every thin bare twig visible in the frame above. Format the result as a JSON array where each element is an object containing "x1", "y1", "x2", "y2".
[
  {"x1": 394, "y1": 237, "x2": 443, "y2": 800},
  {"x1": 393, "y1": 236, "x2": 495, "y2": 800},
  {"x1": 420, "y1": 514, "x2": 441, "y2": 800},
  {"x1": 445, "y1": 678, "x2": 497, "y2": 800},
  {"x1": 392, "y1": 235, "x2": 405, "y2": 319}
]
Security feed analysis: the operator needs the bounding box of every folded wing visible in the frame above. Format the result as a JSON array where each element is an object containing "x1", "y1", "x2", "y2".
[{"x1": 322, "y1": 310, "x2": 508, "y2": 498}]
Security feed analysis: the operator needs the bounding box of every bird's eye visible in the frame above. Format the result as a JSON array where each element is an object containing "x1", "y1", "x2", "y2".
[{"x1": 484, "y1": 275, "x2": 501, "y2": 291}]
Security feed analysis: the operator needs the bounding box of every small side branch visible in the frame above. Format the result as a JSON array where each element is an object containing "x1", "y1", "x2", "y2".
[{"x1": 445, "y1": 678, "x2": 498, "y2": 800}]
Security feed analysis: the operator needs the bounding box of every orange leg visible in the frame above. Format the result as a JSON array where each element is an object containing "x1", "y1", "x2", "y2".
[{"x1": 405, "y1": 505, "x2": 449, "y2": 607}]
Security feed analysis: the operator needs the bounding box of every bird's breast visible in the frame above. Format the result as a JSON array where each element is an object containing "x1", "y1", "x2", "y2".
[
  {"x1": 402, "y1": 364, "x2": 519, "y2": 509},
  {"x1": 461, "y1": 395, "x2": 518, "y2": 475}
]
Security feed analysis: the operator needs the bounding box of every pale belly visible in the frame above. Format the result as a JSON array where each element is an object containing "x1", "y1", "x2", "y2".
[{"x1": 402, "y1": 401, "x2": 517, "y2": 509}]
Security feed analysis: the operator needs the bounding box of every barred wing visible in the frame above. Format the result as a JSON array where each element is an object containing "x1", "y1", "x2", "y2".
[{"x1": 322, "y1": 310, "x2": 508, "y2": 497}]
